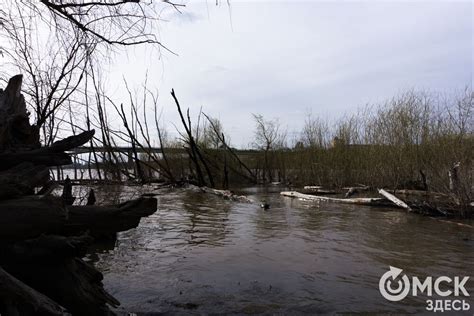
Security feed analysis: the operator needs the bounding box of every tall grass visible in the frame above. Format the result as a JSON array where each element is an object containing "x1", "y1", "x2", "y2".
[{"x1": 263, "y1": 89, "x2": 473, "y2": 213}]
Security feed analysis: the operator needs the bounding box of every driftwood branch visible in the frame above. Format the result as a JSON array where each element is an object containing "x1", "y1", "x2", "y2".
[
  {"x1": 48, "y1": 130, "x2": 95, "y2": 153},
  {"x1": 302, "y1": 186, "x2": 337, "y2": 195},
  {"x1": 0, "y1": 130, "x2": 95, "y2": 171},
  {"x1": 281, "y1": 191, "x2": 390, "y2": 206},
  {"x1": 378, "y1": 189, "x2": 412, "y2": 211}
]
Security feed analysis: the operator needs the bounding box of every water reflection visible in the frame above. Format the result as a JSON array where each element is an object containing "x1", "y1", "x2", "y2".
[
  {"x1": 180, "y1": 190, "x2": 232, "y2": 246},
  {"x1": 92, "y1": 186, "x2": 474, "y2": 315}
]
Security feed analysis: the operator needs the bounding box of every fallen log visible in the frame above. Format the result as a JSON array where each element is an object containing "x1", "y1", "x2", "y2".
[
  {"x1": 345, "y1": 187, "x2": 357, "y2": 198},
  {"x1": 0, "y1": 196, "x2": 67, "y2": 241},
  {"x1": 343, "y1": 185, "x2": 370, "y2": 198},
  {"x1": 65, "y1": 197, "x2": 157, "y2": 237},
  {"x1": 301, "y1": 185, "x2": 338, "y2": 195},
  {"x1": 394, "y1": 189, "x2": 449, "y2": 197},
  {"x1": 281, "y1": 191, "x2": 391, "y2": 206},
  {"x1": 0, "y1": 151, "x2": 72, "y2": 170},
  {"x1": 303, "y1": 185, "x2": 322, "y2": 190},
  {"x1": 391, "y1": 189, "x2": 471, "y2": 216},
  {"x1": 342, "y1": 185, "x2": 370, "y2": 191},
  {"x1": 301, "y1": 188, "x2": 338, "y2": 195},
  {"x1": 0, "y1": 197, "x2": 156, "y2": 312},
  {"x1": 393, "y1": 189, "x2": 458, "y2": 205},
  {"x1": 0, "y1": 266, "x2": 68, "y2": 316},
  {"x1": 0, "y1": 234, "x2": 119, "y2": 315},
  {"x1": 48, "y1": 130, "x2": 95, "y2": 153},
  {"x1": 0, "y1": 131, "x2": 95, "y2": 171},
  {"x1": 378, "y1": 189, "x2": 412, "y2": 211}
]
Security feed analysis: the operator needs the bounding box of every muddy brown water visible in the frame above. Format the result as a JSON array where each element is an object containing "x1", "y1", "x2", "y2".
[{"x1": 88, "y1": 186, "x2": 474, "y2": 315}]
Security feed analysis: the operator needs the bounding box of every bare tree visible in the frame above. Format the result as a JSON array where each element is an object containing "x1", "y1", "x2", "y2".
[
  {"x1": 252, "y1": 113, "x2": 285, "y2": 182},
  {"x1": 1, "y1": 0, "x2": 181, "y2": 144},
  {"x1": 203, "y1": 113, "x2": 256, "y2": 184},
  {"x1": 7, "y1": 0, "x2": 179, "y2": 48},
  {"x1": 301, "y1": 113, "x2": 330, "y2": 148},
  {"x1": 171, "y1": 89, "x2": 215, "y2": 187},
  {"x1": 1, "y1": 3, "x2": 94, "y2": 144}
]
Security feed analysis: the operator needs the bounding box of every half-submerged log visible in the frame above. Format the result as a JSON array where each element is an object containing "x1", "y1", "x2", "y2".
[
  {"x1": 393, "y1": 190, "x2": 455, "y2": 208},
  {"x1": 65, "y1": 197, "x2": 157, "y2": 237},
  {"x1": 393, "y1": 189, "x2": 472, "y2": 216},
  {"x1": 345, "y1": 187, "x2": 357, "y2": 198},
  {"x1": 301, "y1": 188, "x2": 337, "y2": 195},
  {"x1": 0, "y1": 196, "x2": 67, "y2": 241},
  {"x1": 303, "y1": 186, "x2": 322, "y2": 190},
  {"x1": 343, "y1": 185, "x2": 370, "y2": 198},
  {"x1": 378, "y1": 189, "x2": 412, "y2": 211},
  {"x1": 281, "y1": 191, "x2": 390, "y2": 206},
  {"x1": 1, "y1": 196, "x2": 150, "y2": 239}
]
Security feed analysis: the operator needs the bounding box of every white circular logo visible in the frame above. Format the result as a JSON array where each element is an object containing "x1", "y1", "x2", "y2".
[{"x1": 379, "y1": 266, "x2": 411, "y2": 302}]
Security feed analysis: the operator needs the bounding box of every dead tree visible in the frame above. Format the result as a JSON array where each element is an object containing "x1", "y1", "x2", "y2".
[
  {"x1": 204, "y1": 113, "x2": 257, "y2": 184},
  {"x1": 171, "y1": 89, "x2": 215, "y2": 187}
]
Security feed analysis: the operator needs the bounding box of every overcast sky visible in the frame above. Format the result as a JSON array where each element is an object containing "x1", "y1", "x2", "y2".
[{"x1": 110, "y1": 0, "x2": 473, "y2": 148}]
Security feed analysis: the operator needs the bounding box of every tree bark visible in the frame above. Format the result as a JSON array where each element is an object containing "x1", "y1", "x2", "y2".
[
  {"x1": 0, "y1": 197, "x2": 67, "y2": 241},
  {"x1": 0, "y1": 266, "x2": 68, "y2": 316},
  {"x1": 0, "y1": 234, "x2": 119, "y2": 316}
]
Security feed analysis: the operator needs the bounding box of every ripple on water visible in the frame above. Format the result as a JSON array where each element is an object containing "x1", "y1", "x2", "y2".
[{"x1": 92, "y1": 186, "x2": 474, "y2": 315}]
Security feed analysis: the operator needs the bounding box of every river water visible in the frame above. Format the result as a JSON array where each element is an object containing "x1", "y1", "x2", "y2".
[{"x1": 90, "y1": 186, "x2": 473, "y2": 315}]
